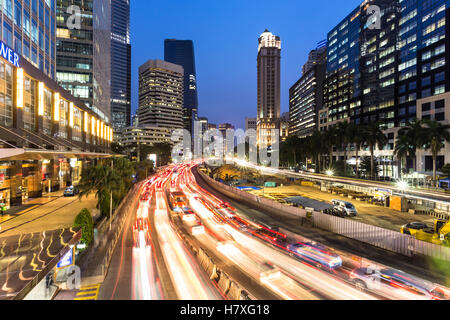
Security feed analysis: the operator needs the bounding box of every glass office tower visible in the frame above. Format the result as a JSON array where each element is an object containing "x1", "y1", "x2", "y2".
[
  {"x1": 110, "y1": 0, "x2": 131, "y2": 140},
  {"x1": 0, "y1": 0, "x2": 56, "y2": 79},
  {"x1": 164, "y1": 39, "x2": 198, "y2": 134},
  {"x1": 56, "y1": 0, "x2": 111, "y2": 123},
  {"x1": 321, "y1": 0, "x2": 450, "y2": 176}
]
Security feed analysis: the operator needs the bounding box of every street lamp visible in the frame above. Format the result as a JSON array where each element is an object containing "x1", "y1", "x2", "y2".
[
  {"x1": 396, "y1": 180, "x2": 409, "y2": 193},
  {"x1": 326, "y1": 169, "x2": 334, "y2": 177}
]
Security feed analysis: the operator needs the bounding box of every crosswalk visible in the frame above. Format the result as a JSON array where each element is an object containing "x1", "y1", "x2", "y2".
[{"x1": 74, "y1": 284, "x2": 101, "y2": 300}]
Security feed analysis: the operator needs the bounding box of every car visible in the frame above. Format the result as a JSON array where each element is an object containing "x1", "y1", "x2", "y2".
[
  {"x1": 287, "y1": 242, "x2": 342, "y2": 270},
  {"x1": 323, "y1": 206, "x2": 347, "y2": 218},
  {"x1": 349, "y1": 267, "x2": 445, "y2": 300},
  {"x1": 400, "y1": 222, "x2": 429, "y2": 235},
  {"x1": 133, "y1": 218, "x2": 151, "y2": 248},
  {"x1": 331, "y1": 199, "x2": 357, "y2": 216},
  {"x1": 64, "y1": 186, "x2": 79, "y2": 197}
]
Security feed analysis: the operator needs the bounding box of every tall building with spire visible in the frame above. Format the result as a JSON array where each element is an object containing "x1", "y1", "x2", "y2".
[{"x1": 257, "y1": 29, "x2": 281, "y2": 147}]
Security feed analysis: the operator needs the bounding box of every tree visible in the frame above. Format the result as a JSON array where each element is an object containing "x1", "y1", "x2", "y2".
[
  {"x1": 359, "y1": 156, "x2": 381, "y2": 179},
  {"x1": 398, "y1": 119, "x2": 424, "y2": 172},
  {"x1": 336, "y1": 121, "x2": 351, "y2": 173},
  {"x1": 394, "y1": 133, "x2": 415, "y2": 179},
  {"x1": 322, "y1": 126, "x2": 338, "y2": 168},
  {"x1": 362, "y1": 122, "x2": 388, "y2": 180},
  {"x1": 74, "y1": 208, "x2": 94, "y2": 247},
  {"x1": 442, "y1": 163, "x2": 450, "y2": 178},
  {"x1": 347, "y1": 123, "x2": 364, "y2": 178},
  {"x1": 417, "y1": 120, "x2": 450, "y2": 186},
  {"x1": 78, "y1": 158, "x2": 130, "y2": 217},
  {"x1": 281, "y1": 135, "x2": 301, "y2": 167}
]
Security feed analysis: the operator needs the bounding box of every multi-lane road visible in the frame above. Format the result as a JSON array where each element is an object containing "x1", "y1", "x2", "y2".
[{"x1": 86, "y1": 162, "x2": 449, "y2": 301}]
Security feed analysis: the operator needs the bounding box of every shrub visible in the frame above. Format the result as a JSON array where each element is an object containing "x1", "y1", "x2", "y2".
[{"x1": 74, "y1": 208, "x2": 94, "y2": 247}]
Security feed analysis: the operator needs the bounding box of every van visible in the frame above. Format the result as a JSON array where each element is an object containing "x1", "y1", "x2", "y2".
[{"x1": 331, "y1": 199, "x2": 357, "y2": 216}]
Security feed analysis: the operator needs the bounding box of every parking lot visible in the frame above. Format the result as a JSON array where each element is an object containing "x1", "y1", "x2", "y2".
[{"x1": 247, "y1": 184, "x2": 434, "y2": 232}]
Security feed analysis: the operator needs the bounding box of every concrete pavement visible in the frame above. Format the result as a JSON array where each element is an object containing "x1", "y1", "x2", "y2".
[{"x1": 0, "y1": 192, "x2": 98, "y2": 238}]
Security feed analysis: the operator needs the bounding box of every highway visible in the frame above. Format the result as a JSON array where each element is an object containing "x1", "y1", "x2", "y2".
[{"x1": 88, "y1": 162, "x2": 450, "y2": 300}]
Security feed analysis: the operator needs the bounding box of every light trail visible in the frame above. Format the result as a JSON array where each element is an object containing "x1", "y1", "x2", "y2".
[{"x1": 153, "y1": 188, "x2": 221, "y2": 300}]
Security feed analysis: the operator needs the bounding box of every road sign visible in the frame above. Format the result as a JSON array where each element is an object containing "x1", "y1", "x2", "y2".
[{"x1": 57, "y1": 248, "x2": 74, "y2": 269}]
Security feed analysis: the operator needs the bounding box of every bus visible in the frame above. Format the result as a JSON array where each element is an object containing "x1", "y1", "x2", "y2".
[{"x1": 170, "y1": 191, "x2": 187, "y2": 208}]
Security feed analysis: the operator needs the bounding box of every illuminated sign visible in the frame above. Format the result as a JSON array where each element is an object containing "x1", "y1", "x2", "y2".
[
  {"x1": 0, "y1": 42, "x2": 20, "y2": 67},
  {"x1": 57, "y1": 248, "x2": 74, "y2": 269}
]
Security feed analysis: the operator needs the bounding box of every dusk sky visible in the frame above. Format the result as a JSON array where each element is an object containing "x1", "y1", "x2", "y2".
[{"x1": 130, "y1": 0, "x2": 360, "y2": 129}]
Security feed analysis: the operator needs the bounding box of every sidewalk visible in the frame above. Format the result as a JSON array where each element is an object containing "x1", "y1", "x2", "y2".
[{"x1": 0, "y1": 189, "x2": 65, "y2": 224}]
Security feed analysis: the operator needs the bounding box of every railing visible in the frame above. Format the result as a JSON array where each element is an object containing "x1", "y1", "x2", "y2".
[{"x1": 199, "y1": 170, "x2": 450, "y2": 262}]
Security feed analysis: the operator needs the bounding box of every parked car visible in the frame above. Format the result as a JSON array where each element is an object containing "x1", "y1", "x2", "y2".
[
  {"x1": 323, "y1": 206, "x2": 347, "y2": 218},
  {"x1": 331, "y1": 199, "x2": 357, "y2": 216},
  {"x1": 64, "y1": 186, "x2": 79, "y2": 197}
]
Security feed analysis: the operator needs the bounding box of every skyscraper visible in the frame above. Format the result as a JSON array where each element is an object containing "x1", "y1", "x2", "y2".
[
  {"x1": 321, "y1": 0, "x2": 450, "y2": 177},
  {"x1": 110, "y1": 0, "x2": 131, "y2": 141},
  {"x1": 0, "y1": 0, "x2": 56, "y2": 79},
  {"x1": 138, "y1": 59, "x2": 184, "y2": 129},
  {"x1": 257, "y1": 29, "x2": 281, "y2": 147},
  {"x1": 56, "y1": 0, "x2": 111, "y2": 123},
  {"x1": 164, "y1": 39, "x2": 198, "y2": 134},
  {"x1": 290, "y1": 45, "x2": 326, "y2": 138}
]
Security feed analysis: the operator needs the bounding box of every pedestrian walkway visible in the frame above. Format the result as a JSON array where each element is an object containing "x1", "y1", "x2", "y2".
[
  {"x1": 74, "y1": 284, "x2": 101, "y2": 300},
  {"x1": 0, "y1": 189, "x2": 66, "y2": 224}
]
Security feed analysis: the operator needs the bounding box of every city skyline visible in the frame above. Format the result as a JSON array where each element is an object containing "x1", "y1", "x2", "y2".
[{"x1": 130, "y1": 0, "x2": 361, "y2": 129}]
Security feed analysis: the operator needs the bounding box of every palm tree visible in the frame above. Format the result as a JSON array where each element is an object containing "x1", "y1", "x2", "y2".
[
  {"x1": 394, "y1": 133, "x2": 415, "y2": 179},
  {"x1": 362, "y1": 122, "x2": 388, "y2": 180},
  {"x1": 398, "y1": 119, "x2": 424, "y2": 172},
  {"x1": 347, "y1": 123, "x2": 364, "y2": 178},
  {"x1": 282, "y1": 135, "x2": 301, "y2": 167},
  {"x1": 322, "y1": 125, "x2": 337, "y2": 168},
  {"x1": 417, "y1": 120, "x2": 450, "y2": 186},
  {"x1": 336, "y1": 121, "x2": 352, "y2": 175}
]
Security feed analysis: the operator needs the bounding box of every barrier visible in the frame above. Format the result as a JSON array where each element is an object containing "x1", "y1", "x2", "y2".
[
  {"x1": 227, "y1": 281, "x2": 242, "y2": 300},
  {"x1": 199, "y1": 169, "x2": 450, "y2": 262},
  {"x1": 217, "y1": 271, "x2": 231, "y2": 294},
  {"x1": 206, "y1": 262, "x2": 218, "y2": 280}
]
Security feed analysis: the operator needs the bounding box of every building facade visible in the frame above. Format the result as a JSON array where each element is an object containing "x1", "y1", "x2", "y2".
[
  {"x1": 320, "y1": 0, "x2": 450, "y2": 177},
  {"x1": 137, "y1": 59, "x2": 184, "y2": 130},
  {"x1": 290, "y1": 47, "x2": 326, "y2": 138},
  {"x1": 245, "y1": 117, "x2": 257, "y2": 132},
  {"x1": 257, "y1": 29, "x2": 281, "y2": 147},
  {"x1": 56, "y1": 0, "x2": 111, "y2": 123},
  {"x1": 110, "y1": 0, "x2": 131, "y2": 141},
  {"x1": 0, "y1": 0, "x2": 56, "y2": 79},
  {"x1": 164, "y1": 39, "x2": 198, "y2": 134},
  {"x1": 0, "y1": 42, "x2": 112, "y2": 208}
]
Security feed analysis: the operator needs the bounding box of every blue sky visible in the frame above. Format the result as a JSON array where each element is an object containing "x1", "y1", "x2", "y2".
[{"x1": 130, "y1": 0, "x2": 360, "y2": 129}]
